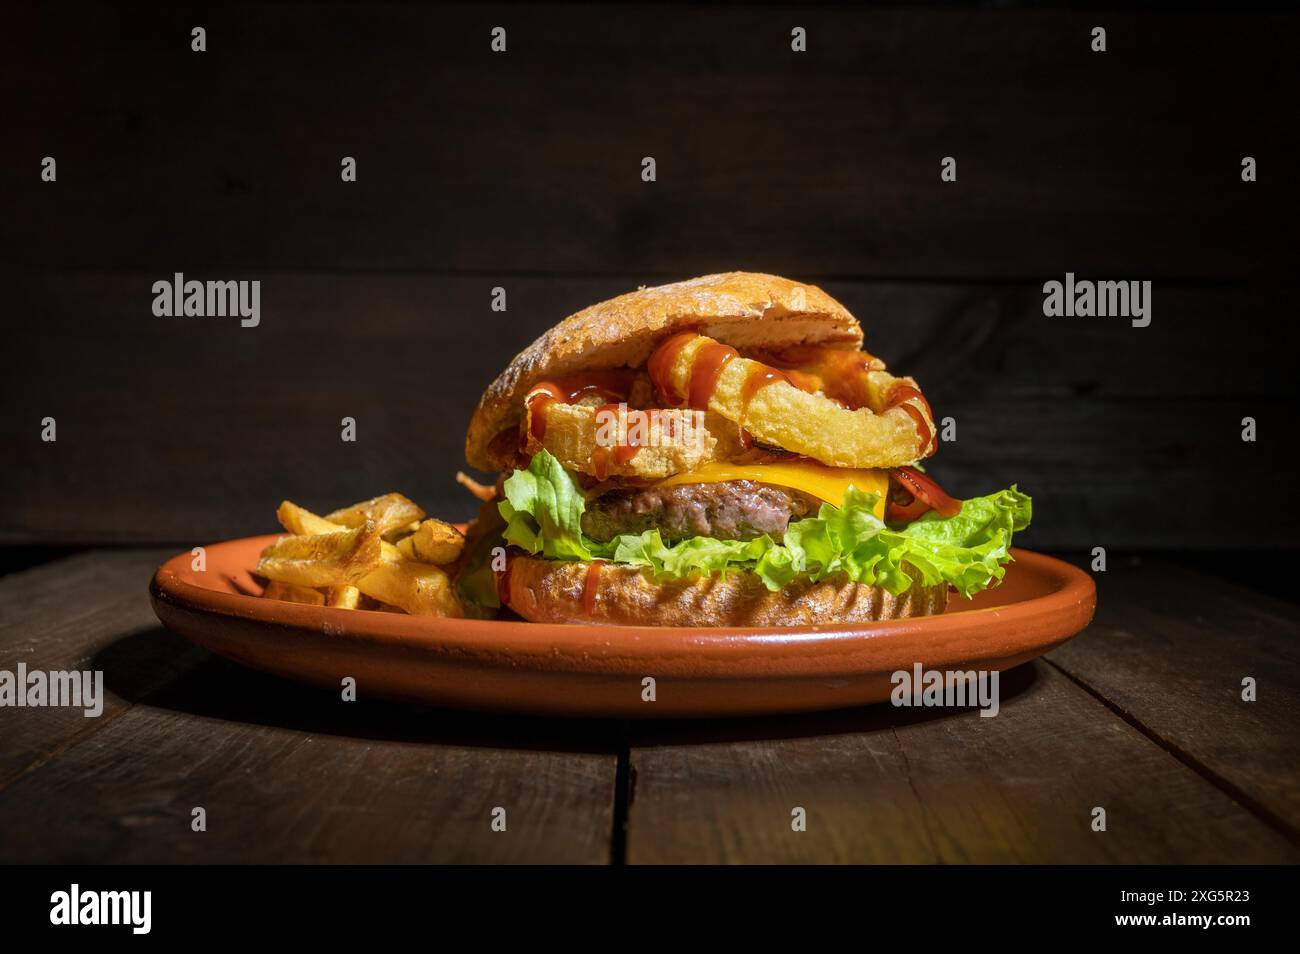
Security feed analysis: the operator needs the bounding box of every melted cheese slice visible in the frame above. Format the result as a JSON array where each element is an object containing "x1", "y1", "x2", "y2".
[{"x1": 658, "y1": 461, "x2": 888, "y2": 518}]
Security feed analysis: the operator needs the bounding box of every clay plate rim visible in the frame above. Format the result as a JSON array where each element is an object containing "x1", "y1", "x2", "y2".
[{"x1": 150, "y1": 535, "x2": 1096, "y2": 680}]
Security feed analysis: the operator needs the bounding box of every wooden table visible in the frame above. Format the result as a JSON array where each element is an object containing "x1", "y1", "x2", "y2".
[{"x1": 1, "y1": 549, "x2": 1296, "y2": 864}]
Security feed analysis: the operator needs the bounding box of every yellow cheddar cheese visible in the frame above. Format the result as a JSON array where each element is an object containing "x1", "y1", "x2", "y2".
[{"x1": 657, "y1": 461, "x2": 888, "y2": 518}]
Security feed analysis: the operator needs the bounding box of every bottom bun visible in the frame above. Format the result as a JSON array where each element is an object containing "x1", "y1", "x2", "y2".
[{"x1": 503, "y1": 553, "x2": 949, "y2": 627}]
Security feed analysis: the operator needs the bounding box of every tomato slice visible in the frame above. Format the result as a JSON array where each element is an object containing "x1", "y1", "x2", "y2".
[
  {"x1": 885, "y1": 491, "x2": 931, "y2": 525},
  {"x1": 888, "y1": 466, "x2": 963, "y2": 521}
]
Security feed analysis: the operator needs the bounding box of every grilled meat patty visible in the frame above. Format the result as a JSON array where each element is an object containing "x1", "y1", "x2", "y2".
[{"x1": 581, "y1": 480, "x2": 821, "y2": 543}]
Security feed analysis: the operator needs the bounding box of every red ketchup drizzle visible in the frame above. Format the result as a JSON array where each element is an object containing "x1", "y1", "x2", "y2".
[
  {"x1": 525, "y1": 381, "x2": 565, "y2": 441},
  {"x1": 886, "y1": 383, "x2": 936, "y2": 456},
  {"x1": 524, "y1": 372, "x2": 635, "y2": 443},
  {"x1": 760, "y1": 345, "x2": 877, "y2": 410},
  {"x1": 647, "y1": 332, "x2": 742, "y2": 412},
  {"x1": 590, "y1": 403, "x2": 647, "y2": 480},
  {"x1": 737, "y1": 365, "x2": 793, "y2": 450},
  {"x1": 686, "y1": 341, "x2": 739, "y2": 410},
  {"x1": 582, "y1": 560, "x2": 605, "y2": 615},
  {"x1": 646, "y1": 332, "x2": 699, "y2": 406},
  {"x1": 614, "y1": 416, "x2": 646, "y2": 466},
  {"x1": 784, "y1": 369, "x2": 824, "y2": 395},
  {"x1": 494, "y1": 553, "x2": 513, "y2": 607}
]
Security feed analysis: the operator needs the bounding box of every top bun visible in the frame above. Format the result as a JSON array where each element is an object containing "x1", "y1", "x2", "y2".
[{"x1": 465, "y1": 272, "x2": 863, "y2": 472}]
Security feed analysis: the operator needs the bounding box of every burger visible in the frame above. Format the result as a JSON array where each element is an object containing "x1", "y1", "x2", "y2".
[{"x1": 457, "y1": 272, "x2": 1031, "y2": 626}]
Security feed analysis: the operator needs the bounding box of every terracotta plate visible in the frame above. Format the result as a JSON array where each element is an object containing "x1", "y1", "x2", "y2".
[{"x1": 150, "y1": 535, "x2": 1095, "y2": 718}]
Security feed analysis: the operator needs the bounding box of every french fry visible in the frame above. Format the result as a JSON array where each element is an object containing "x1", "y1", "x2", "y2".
[
  {"x1": 265, "y1": 496, "x2": 466, "y2": 618},
  {"x1": 326, "y1": 585, "x2": 361, "y2": 609},
  {"x1": 383, "y1": 519, "x2": 421, "y2": 543},
  {"x1": 455, "y1": 471, "x2": 496, "y2": 502},
  {"x1": 325, "y1": 493, "x2": 426, "y2": 535},
  {"x1": 357, "y1": 561, "x2": 461, "y2": 616},
  {"x1": 261, "y1": 579, "x2": 327, "y2": 605},
  {"x1": 277, "y1": 500, "x2": 344, "y2": 536},
  {"x1": 395, "y1": 518, "x2": 465, "y2": 565},
  {"x1": 278, "y1": 500, "x2": 402, "y2": 562},
  {"x1": 256, "y1": 522, "x2": 383, "y2": 588}
]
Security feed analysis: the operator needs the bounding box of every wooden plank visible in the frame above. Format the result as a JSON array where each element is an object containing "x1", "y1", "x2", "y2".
[
  {"x1": 0, "y1": 551, "x2": 618, "y2": 863},
  {"x1": 2, "y1": 272, "x2": 1293, "y2": 547},
  {"x1": 0, "y1": 272, "x2": 638, "y2": 544},
  {"x1": 0, "y1": 549, "x2": 202, "y2": 787},
  {"x1": 0, "y1": 545, "x2": 87, "y2": 578},
  {"x1": 1047, "y1": 558, "x2": 1300, "y2": 837},
  {"x1": 2, "y1": 6, "x2": 1295, "y2": 279},
  {"x1": 624, "y1": 660, "x2": 1298, "y2": 863},
  {"x1": 0, "y1": 660, "x2": 619, "y2": 863}
]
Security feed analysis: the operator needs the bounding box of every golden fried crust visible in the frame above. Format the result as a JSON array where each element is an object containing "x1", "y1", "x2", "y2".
[
  {"x1": 657, "y1": 334, "x2": 934, "y2": 468},
  {"x1": 465, "y1": 273, "x2": 863, "y2": 472},
  {"x1": 523, "y1": 402, "x2": 721, "y2": 479},
  {"x1": 504, "y1": 554, "x2": 949, "y2": 627}
]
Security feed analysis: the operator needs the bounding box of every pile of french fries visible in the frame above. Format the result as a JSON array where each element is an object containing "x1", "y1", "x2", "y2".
[{"x1": 256, "y1": 493, "x2": 464, "y2": 616}]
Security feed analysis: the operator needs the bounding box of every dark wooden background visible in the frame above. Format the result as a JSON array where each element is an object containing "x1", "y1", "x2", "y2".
[{"x1": 3, "y1": 2, "x2": 1298, "y2": 553}]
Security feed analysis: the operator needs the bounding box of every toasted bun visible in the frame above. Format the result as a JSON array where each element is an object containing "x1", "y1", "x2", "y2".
[
  {"x1": 503, "y1": 554, "x2": 948, "y2": 627},
  {"x1": 465, "y1": 272, "x2": 863, "y2": 472}
]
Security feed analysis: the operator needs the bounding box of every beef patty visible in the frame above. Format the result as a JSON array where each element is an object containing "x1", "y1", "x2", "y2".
[{"x1": 581, "y1": 480, "x2": 821, "y2": 543}]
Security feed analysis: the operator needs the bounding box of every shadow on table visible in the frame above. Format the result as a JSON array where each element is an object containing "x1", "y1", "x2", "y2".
[
  {"x1": 627, "y1": 661, "x2": 1043, "y2": 747},
  {"x1": 94, "y1": 626, "x2": 1042, "y2": 754}
]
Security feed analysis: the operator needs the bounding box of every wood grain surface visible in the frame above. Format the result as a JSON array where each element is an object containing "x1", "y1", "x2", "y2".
[
  {"x1": 0, "y1": 550, "x2": 618, "y2": 863},
  {"x1": 1049, "y1": 557, "x2": 1300, "y2": 840},
  {"x1": 624, "y1": 660, "x2": 1296, "y2": 864},
  {"x1": 3, "y1": 6, "x2": 1295, "y2": 278},
  {"x1": 2, "y1": 273, "x2": 1293, "y2": 547},
  {"x1": 622, "y1": 556, "x2": 1300, "y2": 863},
  {"x1": 0, "y1": 550, "x2": 1296, "y2": 863},
  {"x1": 1, "y1": 1, "x2": 1296, "y2": 865},
  {"x1": 3, "y1": 4, "x2": 1297, "y2": 547},
  {"x1": 0, "y1": 550, "x2": 203, "y2": 789}
]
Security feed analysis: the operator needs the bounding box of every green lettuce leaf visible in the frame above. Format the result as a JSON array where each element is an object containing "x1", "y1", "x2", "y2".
[
  {"x1": 789, "y1": 485, "x2": 1034, "y2": 598},
  {"x1": 614, "y1": 530, "x2": 773, "y2": 581},
  {"x1": 500, "y1": 449, "x2": 598, "y2": 561},
  {"x1": 495, "y1": 450, "x2": 1032, "y2": 602},
  {"x1": 455, "y1": 513, "x2": 507, "y2": 611}
]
